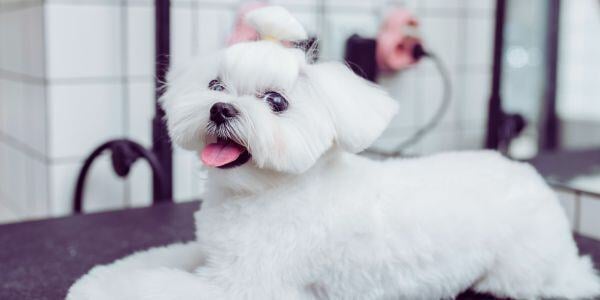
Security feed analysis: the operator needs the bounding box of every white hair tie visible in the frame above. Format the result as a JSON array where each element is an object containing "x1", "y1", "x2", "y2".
[{"x1": 245, "y1": 6, "x2": 308, "y2": 44}]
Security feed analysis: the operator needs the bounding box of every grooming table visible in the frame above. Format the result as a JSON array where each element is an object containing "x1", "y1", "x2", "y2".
[{"x1": 1, "y1": 201, "x2": 598, "y2": 300}]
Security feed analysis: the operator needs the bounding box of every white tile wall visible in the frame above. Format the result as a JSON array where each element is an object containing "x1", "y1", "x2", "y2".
[
  {"x1": 0, "y1": 202, "x2": 19, "y2": 224},
  {"x1": 195, "y1": 8, "x2": 234, "y2": 57},
  {"x1": 459, "y1": 71, "x2": 490, "y2": 130},
  {"x1": 45, "y1": 3, "x2": 122, "y2": 79},
  {"x1": 28, "y1": 156, "x2": 49, "y2": 218},
  {"x1": 270, "y1": 0, "x2": 319, "y2": 6},
  {"x1": 126, "y1": 4, "x2": 154, "y2": 77},
  {"x1": 464, "y1": 17, "x2": 494, "y2": 67},
  {"x1": 378, "y1": 71, "x2": 418, "y2": 129},
  {"x1": 0, "y1": 0, "x2": 48, "y2": 222},
  {"x1": 171, "y1": 6, "x2": 194, "y2": 67},
  {"x1": 457, "y1": 128, "x2": 485, "y2": 150},
  {"x1": 126, "y1": 80, "x2": 154, "y2": 146},
  {"x1": 285, "y1": 9, "x2": 318, "y2": 37},
  {"x1": 464, "y1": 0, "x2": 495, "y2": 11},
  {"x1": 0, "y1": 143, "x2": 16, "y2": 219},
  {"x1": 0, "y1": 7, "x2": 27, "y2": 74},
  {"x1": 420, "y1": 74, "x2": 457, "y2": 127},
  {"x1": 125, "y1": 80, "x2": 155, "y2": 206},
  {"x1": 22, "y1": 82, "x2": 47, "y2": 154},
  {"x1": 420, "y1": 16, "x2": 461, "y2": 67},
  {"x1": 580, "y1": 194, "x2": 600, "y2": 240},
  {"x1": 0, "y1": 80, "x2": 7, "y2": 133},
  {"x1": 0, "y1": 81, "x2": 26, "y2": 141},
  {"x1": 47, "y1": 83, "x2": 124, "y2": 159},
  {"x1": 49, "y1": 156, "x2": 126, "y2": 215},
  {"x1": 22, "y1": 5, "x2": 46, "y2": 78},
  {"x1": 556, "y1": 189, "x2": 577, "y2": 229},
  {"x1": 0, "y1": 142, "x2": 8, "y2": 206},
  {"x1": 3, "y1": 146, "x2": 28, "y2": 215},
  {"x1": 421, "y1": 0, "x2": 463, "y2": 11}
]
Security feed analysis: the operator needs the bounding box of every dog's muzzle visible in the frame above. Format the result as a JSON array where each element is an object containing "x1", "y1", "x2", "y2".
[
  {"x1": 201, "y1": 102, "x2": 251, "y2": 169},
  {"x1": 210, "y1": 102, "x2": 238, "y2": 125}
]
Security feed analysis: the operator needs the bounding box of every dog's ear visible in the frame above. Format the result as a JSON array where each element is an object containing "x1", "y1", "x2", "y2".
[{"x1": 305, "y1": 62, "x2": 398, "y2": 153}]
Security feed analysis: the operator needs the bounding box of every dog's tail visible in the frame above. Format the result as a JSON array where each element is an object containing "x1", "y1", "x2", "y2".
[{"x1": 543, "y1": 255, "x2": 600, "y2": 299}]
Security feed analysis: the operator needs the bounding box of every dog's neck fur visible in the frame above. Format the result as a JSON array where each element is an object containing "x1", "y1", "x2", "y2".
[{"x1": 204, "y1": 147, "x2": 346, "y2": 201}]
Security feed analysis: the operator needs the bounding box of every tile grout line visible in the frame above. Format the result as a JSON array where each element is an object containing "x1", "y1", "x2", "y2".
[
  {"x1": 49, "y1": 75, "x2": 154, "y2": 85},
  {"x1": 23, "y1": 2, "x2": 35, "y2": 220},
  {"x1": 121, "y1": 0, "x2": 132, "y2": 208},
  {"x1": 0, "y1": 69, "x2": 154, "y2": 85},
  {"x1": 0, "y1": 131, "x2": 96, "y2": 165},
  {"x1": 42, "y1": 0, "x2": 53, "y2": 216},
  {"x1": 0, "y1": 131, "x2": 48, "y2": 163},
  {"x1": 0, "y1": 197, "x2": 21, "y2": 224},
  {"x1": 455, "y1": 1, "x2": 468, "y2": 144},
  {"x1": 188, "y1": 1, "x2": 198, "y2": 196},
  {"x1": 0, "y1": 0, "x2": 42, "y2": 14},
  {"x1": 191, "y1": 0, "x2": 199, "y2": 56},
  {"x1": 0, "y1": 69, "x2": 45, "y2": 84}
]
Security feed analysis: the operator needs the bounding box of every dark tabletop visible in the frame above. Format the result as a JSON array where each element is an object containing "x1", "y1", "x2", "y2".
[
  {"x1": 529, "y1": 149, "x2": 600, "y2": 195},
  {"x1": 0, "y1": 201, "x2": 599, "y2": 300}
]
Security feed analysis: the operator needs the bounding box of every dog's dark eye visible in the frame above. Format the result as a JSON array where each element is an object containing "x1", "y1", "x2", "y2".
[
  {"x1": 262, "y1": 91, "x2": 288, "y2": 113},
  {"x1": 208, "y1": 79, "x2": 225, "y2": 92}
]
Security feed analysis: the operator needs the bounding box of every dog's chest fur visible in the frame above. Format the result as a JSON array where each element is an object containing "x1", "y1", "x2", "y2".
[{"x1": 192, "y1": 152, "x2": 382, "y2": 280}]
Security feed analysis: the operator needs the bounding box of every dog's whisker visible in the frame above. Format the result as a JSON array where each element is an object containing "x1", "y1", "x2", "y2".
[{"x1": 204, "y1": 120, "x2": 249, "y2": 149}]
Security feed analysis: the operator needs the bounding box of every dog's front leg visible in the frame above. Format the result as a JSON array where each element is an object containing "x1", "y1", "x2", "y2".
[
  {"x1": 128, "y1": 267, "x2": 226, "y2": 300},
  {"x1": 67, "y1": 242, "x2": 212, "y2": 300},
  {"x1": 191, "y1": 261, "x2": 308, "y2": 299},
  {"x1": 68, "y1": 266, "x2": 224, "y2": 300}
]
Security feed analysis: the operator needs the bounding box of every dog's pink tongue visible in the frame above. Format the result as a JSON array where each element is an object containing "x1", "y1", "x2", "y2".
[{"x1": 201, "y1": 142, "x2": 244, "y2": 167}]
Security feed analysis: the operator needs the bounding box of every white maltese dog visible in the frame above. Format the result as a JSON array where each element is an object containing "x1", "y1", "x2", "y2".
[{"x1": 68, "y1": 6, "x2": 599, "y2": 300}]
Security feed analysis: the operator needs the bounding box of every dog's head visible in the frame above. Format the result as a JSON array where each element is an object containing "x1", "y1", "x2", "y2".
[{"x1": 161, "y1": 6, "x2": 398, "y2": 174}]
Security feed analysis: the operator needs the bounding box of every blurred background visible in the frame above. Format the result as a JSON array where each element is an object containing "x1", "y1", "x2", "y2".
[{"x1": 0, "y1": 0, "x2": 599, "y2": 238}]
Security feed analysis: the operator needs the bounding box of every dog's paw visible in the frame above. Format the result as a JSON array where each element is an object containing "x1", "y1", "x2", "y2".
[
  {"x1": 67, "y1": 266, "x2": 222, "y2": 300},
  {"x1": 66, "y1": 265, "x2": 139, "y2": 300},
  {"x1": 133, "y1": 268, "x2": 223, "y2": 300}
]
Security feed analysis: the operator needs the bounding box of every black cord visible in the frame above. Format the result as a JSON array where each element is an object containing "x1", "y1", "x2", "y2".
[{"x1": 365, "y1": 48, "x2": 452, "y2": 157}]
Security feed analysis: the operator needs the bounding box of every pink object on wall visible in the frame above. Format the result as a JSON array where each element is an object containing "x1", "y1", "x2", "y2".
[
  {"x1": 376, "y1": 8, "x2": 422, "y2": 72},
  {"x1": 227, "y1": 2, "x2": 268, "y2": 45}
]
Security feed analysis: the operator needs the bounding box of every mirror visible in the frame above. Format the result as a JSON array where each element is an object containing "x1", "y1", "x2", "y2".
[{"x1": 489, "y1": 0, "x2": 600, "y2": 194}]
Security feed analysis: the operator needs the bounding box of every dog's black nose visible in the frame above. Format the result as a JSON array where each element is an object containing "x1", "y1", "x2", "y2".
[{"x1": 210, "y1": 102, "x2": 238, "y2": 124}]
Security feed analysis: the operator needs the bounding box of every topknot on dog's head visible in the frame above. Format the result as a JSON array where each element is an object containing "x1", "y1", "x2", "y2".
[{"x1": 245, "y1": 6, "x2": 307, "y2": 43}]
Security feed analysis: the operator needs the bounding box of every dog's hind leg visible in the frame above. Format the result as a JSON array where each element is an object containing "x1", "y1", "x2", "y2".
[
  {"x1": 472, "y1": 217, "x2": 600, "y2": 299},
  {"x1": 540, "y1": 255, "x2": 600, "y2": 299},
  {"x1": 473, "y1": 253, "x2": 599, "y2": 300}
]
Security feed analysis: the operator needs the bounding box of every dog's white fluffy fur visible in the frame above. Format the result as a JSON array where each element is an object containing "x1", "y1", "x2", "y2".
[{"x1": 68, "y1": 7, "x2": 599, "y2": 300}]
